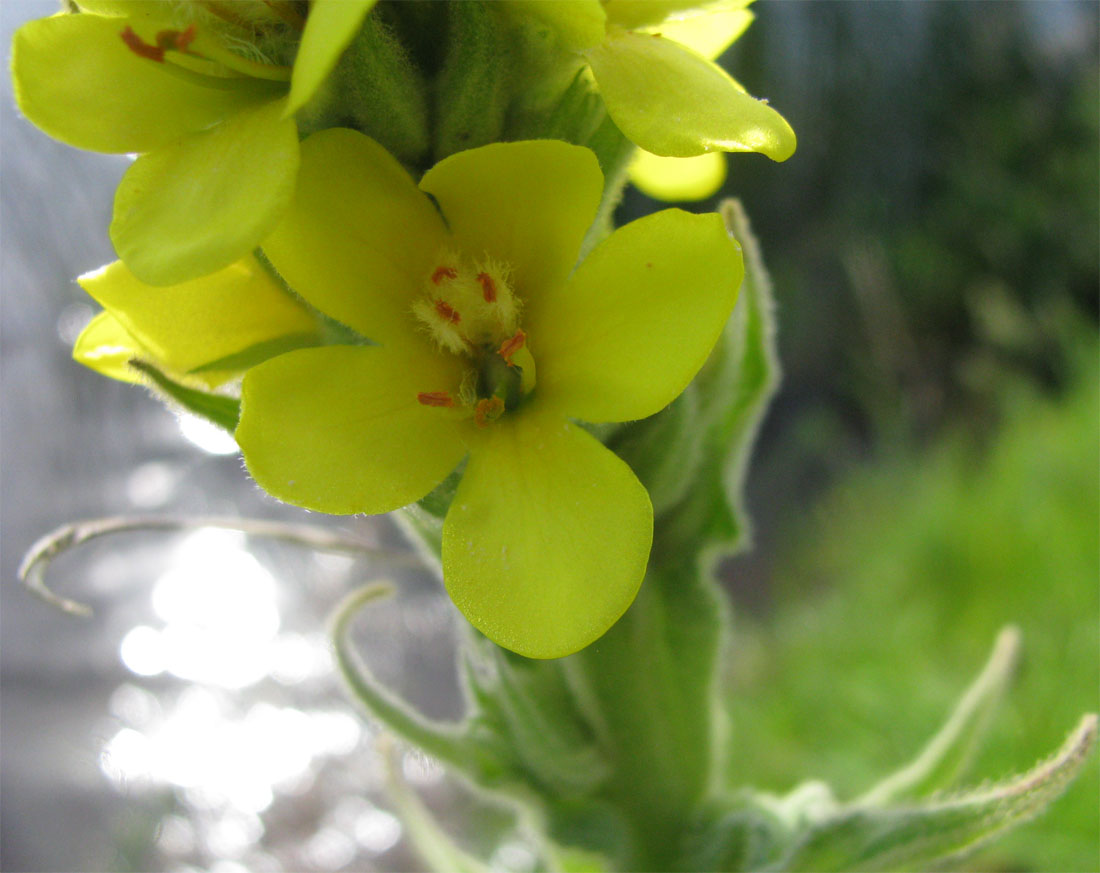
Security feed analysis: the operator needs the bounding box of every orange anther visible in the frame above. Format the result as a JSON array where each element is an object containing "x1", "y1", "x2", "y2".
[
  {"x1": 417, "y1": 391, "x2": 455, "y2": 407},
  {"x1": 431, "y1": 266, "x2": 458, "y2": 285},
  {"x1": 434, "y1": 300, "x2": 461, "y2": 324},
  {"x1": 477, "y1": 272, "x2": 497, "y2": 302},
  {"x1": 120, "y1": 26, "x2": 165, "y2": 62},
  {"x1": 474, "y1": 396, "x2": 505, "y2": 427},
  {"x1": 497, "y1": 329, "x2": 526, "y2": 366}
]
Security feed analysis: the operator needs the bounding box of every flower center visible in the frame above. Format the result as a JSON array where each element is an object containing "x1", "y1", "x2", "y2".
[{"x1": 413, "y1": 251, "x2": 535, "y2": 427}]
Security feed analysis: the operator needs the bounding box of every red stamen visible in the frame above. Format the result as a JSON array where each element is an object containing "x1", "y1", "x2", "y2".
[
  {"x1": 474, "y1": 396, "x2": 505, "y2": 427},
  {"x1": 498, "y1": 329, "x2": 526, "y2": 366},
  {"x1": 434, "y1": 300, "x2": 461, "y2": 324},
  {"x1": 431, "y1": 266, "x2": 457, "y2": 285},
  {"x1": 477, "y1": 272, "x2": 497, "y2": 302},
  {"x1": 417, "y1": 392, "x2": 455, "y2": 408},
  {"x1": 120, "y1": 27, "x2": 165, "y2": 62},
  {"x1": 156, "y1": 24, "x2": 198, "y2": 54}
]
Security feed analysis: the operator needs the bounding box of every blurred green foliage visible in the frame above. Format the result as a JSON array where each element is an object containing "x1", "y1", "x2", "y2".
[
  {"x1": 738, "y1": 1, "x2": 1097, "y2": 433},
  {"x1": 727, "y1": 330, "x2": 1098, "y2": 872}
]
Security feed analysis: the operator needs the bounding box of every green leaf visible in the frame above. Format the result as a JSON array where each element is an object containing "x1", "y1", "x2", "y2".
[
  {"x1": 111, "y1": 99, "x2": 299, "y2": 285},
  {"x1": 857, "y1": 626, "x2": 1022, "y2": 806},
  {"x1": 679, "y1": 799, "x2": 788, "y2": 873},
  {"x1": 773, "y1": 715, "x2": 1098, "y2": 872},
  {"x1": 128, "y1": 359, "x2": 240, "y2": 432},
  {"x1": 652, "y1": 198, "x2": 780, "y2": 567}
]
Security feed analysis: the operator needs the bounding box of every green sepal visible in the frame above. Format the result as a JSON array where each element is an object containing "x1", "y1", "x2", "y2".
[
  {"x1": 506, "y1": 65, "x2": 605, "y2": 146},
  {"x1": 652, "y1": 198, "x2": 779, "y2": 568},
  {"x1": 383, "y1": 751, "x2": 495, "y2": 873},
  {"x1": 285, "y1": 0, "x2": 378, "y2": 116},
  {"x1": 432, "y1": 1, "x2": 511, "y2": 162},
  {"x1": 577, "y1": 113, "x2": 636, "y2": 259},
  {"x1": 461, "y1": 637, "x2": 611, "y2": 796},
  {"x1": 609, "y1": 385, "x2": 703, "y2": 516},
  {"x1": 188, "y1": 333, "x2": 321, "y2": 376},
  {"x1": 128, "y1": 359, "x2": 240, "y2": 432},
  {"x1": 401, "y1": 462, "x2": 466, "y2": 559},
  {"x1": 335, "y1": 9, "x2": 430, "y2": 167}
]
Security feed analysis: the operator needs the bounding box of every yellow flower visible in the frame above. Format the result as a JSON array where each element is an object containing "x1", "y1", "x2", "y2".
[
  {"x1": 508, "y1": 0, "x2": 795, "y2": 161},
  {"x1": 12, "y1": 0, "x2": 375, "y2": 285},
  {"x1": 235, "y1": 131, "x2": 744, "y2": 658}
]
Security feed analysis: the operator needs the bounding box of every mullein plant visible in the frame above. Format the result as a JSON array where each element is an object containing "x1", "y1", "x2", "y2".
[{"x1": 13, "y1": 1, "x2": 1095, "y2": 870}]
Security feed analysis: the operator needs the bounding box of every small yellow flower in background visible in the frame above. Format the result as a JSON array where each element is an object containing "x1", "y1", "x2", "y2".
[
  {"x1": 11, "y1": 0, "x2": 375, "y2": 286},
  {"x1": 629, "y1": 149, "x2": 729, "y2": 202},
  {"x1": 235, "y1": 131, "x2": 744, "y2": 658}
]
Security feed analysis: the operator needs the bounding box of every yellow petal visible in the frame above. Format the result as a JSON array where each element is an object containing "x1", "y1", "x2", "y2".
[
  {"x1": 648, "y1": 7, "x2": 754, "y2": 61},
  {"x1": 111, "y1": 99, "x2": 299, "y2": 286},
  {"x1": 72, "y1": 311, "x2": 144, "y2": 384},
  {"x1": 585, "y1": 29, "x2": 795, "y2": 160},
  {"x1": 263, "y1": 129, "x2": 448, "y2": 345},
  {"x1": 237, "y1": 345, "x2": 467, "y2": 515},
  {"x1": 531, "y1": 209, "x2": 742, "y2": 423},
  {"x1": 629, "y1": 149, "x2": 727, "y2": 201},
  {"x1": 419, "y1": 140, "x2": 603, "y2": 305},
  {"x1": 443, "y1": 411, "x2": 652, "y2": 659},
  {"x1": 12, "y1": 14, "x2": 277, "y2": 154},
  {"x1": 604, "y1": 0, "x2": 748, "y2": 31}
]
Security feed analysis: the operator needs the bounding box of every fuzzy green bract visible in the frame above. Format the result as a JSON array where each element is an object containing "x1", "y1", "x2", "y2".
[
  {"x1": 11, "y1": 0, "x2": 375, "y2": 286},
  {"x1": 234, "y1": 132, "x2": 743, "y2": 658}
]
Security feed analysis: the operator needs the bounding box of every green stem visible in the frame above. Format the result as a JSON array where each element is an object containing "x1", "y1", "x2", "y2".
[{"x1": 561, "y1": 558, "x2": 727, "y2": 869}]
